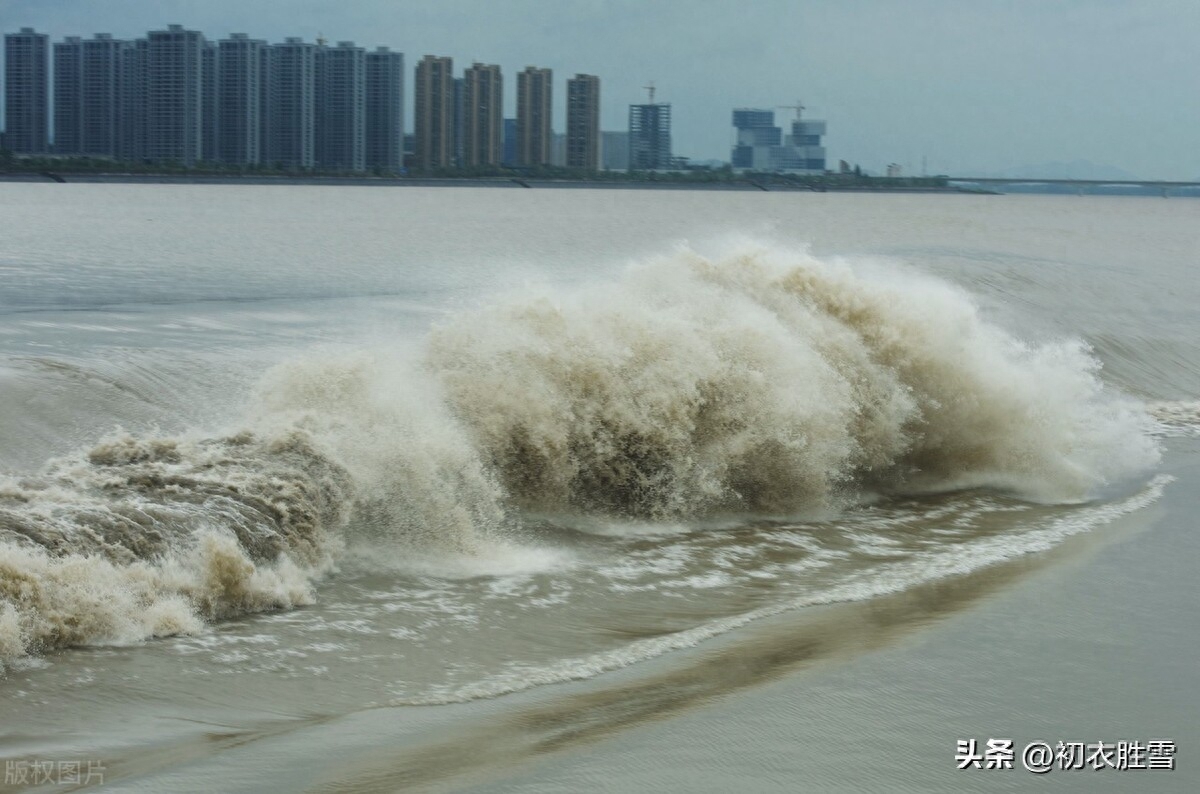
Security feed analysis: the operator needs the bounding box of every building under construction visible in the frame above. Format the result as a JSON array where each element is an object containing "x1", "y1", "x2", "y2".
[
  {"x1": 731, "y1": 103, "x2": 825, "y2": 174},
  {"x1": 628, "y1": 85, "x2": 671, "y2": 171}
]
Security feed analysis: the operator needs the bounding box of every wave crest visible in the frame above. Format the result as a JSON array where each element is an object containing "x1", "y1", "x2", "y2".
[{"x1": 428, "y1": 247, "x2": 1158, "y2": 517}]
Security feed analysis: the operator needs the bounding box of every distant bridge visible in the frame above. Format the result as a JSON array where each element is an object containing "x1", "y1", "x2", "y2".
[{"x1": 950, "y1": 177, "x2": 1200, "y2": 189}]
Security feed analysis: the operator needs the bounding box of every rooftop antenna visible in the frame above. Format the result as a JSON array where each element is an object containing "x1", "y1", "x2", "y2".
[{"x1": 644, "y1": 81, "x2": 656, "y2": 104}]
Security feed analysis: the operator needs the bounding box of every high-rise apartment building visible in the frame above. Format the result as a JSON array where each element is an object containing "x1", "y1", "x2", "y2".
[
  {"x1": 565, "y1": 74, "x2": 600, "y2": 170},
  {"x1": 365, "y1": 47, "x2": 403, "y2": 173},
  {"x1": 258, "y1": 45, "x2": 271, "y2": 166},
  {"x1": 201, "y1": 41, "x2": 218, "y2": 162},
  {"x1": 316, "y1": 41, "x2": 366, "y2": 171},
  {"x1": 146, "y1": 25, "x2": 205, "y2": 165},
  {"x1": 56, "y1": 34, "x2": 124, "y2": 157},
  {"x1": 452, "y1": 77, "x2": 465, "y2": 167},
  {"x1": 628, "y1": 102, "x2": 671, "y2": 170},
  {"x1": 81, "y1": 35, "x2": 123, "y2": 157},
  {"x1": 268, "y1": 38, "x2": 316, "y2": 169},
  {"x1": 118, "y1": 39, "x2": 149, "y2": 161},
  {"x1": 516, "y1": 66, "x2": 551, "y2": 167},
  {"x1": 461, "y1": 62, "x2": 502, "y2": 167},
  {"x1": 217, "y1": 33, "x2": 267, "y2": 165},
  {"x1": 3, "y1": 23, "x2": 427, "y2": 175},
  {"x1": 53, "y1": 37, "x2": 84, "y2": 154},
  {"x1": 4, "y1": 28, "x2": 50, "y2": 154},
  {"x1": 413, "y1": 55, "x2": 454, "y2": 171}
]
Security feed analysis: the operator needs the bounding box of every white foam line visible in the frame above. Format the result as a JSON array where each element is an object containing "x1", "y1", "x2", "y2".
[{"x1": 396, "y1": 475, "x2": 1172, "y2": 706}]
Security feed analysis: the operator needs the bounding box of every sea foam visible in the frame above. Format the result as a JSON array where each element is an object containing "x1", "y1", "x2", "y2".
[{"x1": 0, "y1": 243, "x2": 1161, "y2": 662}]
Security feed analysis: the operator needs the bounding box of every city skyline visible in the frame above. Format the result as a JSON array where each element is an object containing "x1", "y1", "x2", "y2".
[
  {"x1": 2, "y1": 1, "x2": 1197, "y2": 179},
  {"x1": 9, "y1": 26, "x2": 409, "y2": 172}
]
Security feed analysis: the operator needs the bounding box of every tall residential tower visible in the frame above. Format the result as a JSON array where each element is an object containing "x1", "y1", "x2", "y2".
[
  {"x1": 118, "y1": 38, "x2": 149, "y2": 161},
  {"x1": 217, "y1": 33, "x2": 267, "y2": 165},
  {"x1": 316, "y1": 41, "x2": 366, "y2": 171},
  {"x1": 54, "y1": 34, "x2": 125, "y2": 157},
  {"x1": 53, "y1": 37, "x2": 84, "y2": 154},
  {"x1": 4, "y1": 28, "x2": 50, "y2": 154},
  {"x1": 516, "y1": 67, "x2": 552, "y2": 167},
  {"x1": 267, "y1": 37, "x2": 316, "y2": 169},
  {"x1": 461, "y1": 62, "x2": 502, "y2": 167},
  {"x1": 80, "y1": 34, "x2": 123, "y2": 157},
  {"x1": 565, "y1": 73, "x2": 600, "y2": 170},
  {"x1": 365, "y1": 47, "x2": 404, "y2": 173},
  {"x1": 146, "y1": 25, "x2": 205, "y2": 165},
  {"x1": 413, "y1": 55, "x2": 454, "y2": 171}
]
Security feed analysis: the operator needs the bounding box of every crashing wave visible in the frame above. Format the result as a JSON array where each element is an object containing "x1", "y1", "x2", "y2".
[{"x1": 0, "y1": 245, "x2": 1160, "y2": 662}]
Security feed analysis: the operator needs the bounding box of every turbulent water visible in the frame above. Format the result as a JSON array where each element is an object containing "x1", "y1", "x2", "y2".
[
  {"x1": 0, "y1": 243, "x2": 1162, "y2": 664},
  {"x1": 0, "y1": 187, "x2": 1196, "y2": 787}
]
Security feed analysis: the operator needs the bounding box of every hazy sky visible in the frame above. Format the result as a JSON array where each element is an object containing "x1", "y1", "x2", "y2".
[{"x1": 4, "y1": 0, "x2": 1198, "y2": 178}]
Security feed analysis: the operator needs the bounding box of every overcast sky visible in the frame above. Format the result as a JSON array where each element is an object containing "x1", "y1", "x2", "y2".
[{"x1": 4, "y1": 0, "x2": 1198, "y2": 178}]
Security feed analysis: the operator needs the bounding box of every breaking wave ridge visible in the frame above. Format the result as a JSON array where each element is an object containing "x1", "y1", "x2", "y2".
[
  {"x1": 0, "y1": 244, "x2": 1160, "y2": 662},
  {"x1": 399, "y1": 474, "x2": 1172, "y2": 706}
]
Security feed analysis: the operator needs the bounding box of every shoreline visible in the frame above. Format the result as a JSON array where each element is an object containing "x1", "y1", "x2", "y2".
[{"x1": 0, "y1": 171, "x2": 979, "y2": 193}]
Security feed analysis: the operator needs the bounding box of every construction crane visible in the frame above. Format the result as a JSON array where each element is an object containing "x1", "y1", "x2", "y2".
[
  {"x1": 777, "y1": 100, "x2": 806, "y2": 121},
  {"x1": 644, "y1": 81, "x2": 656, "y2": 104}
]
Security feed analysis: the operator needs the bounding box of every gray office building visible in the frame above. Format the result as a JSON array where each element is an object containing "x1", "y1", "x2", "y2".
[
  {"x1": 268, "y1": 38, "x2": 316, "y2": 169},
  {"x1": 4, "y1": 28, "x2": 50, "y2": 154},
  {"x1": 731, "y1": 108, "x2": 826, "y2": 173},
  {"x1": 601, "y1": 131, "x2": 629, "y2": 171},
  {"x1": 730, "y1": 108, "x2": 780, "y2": 169},
  {"x1": 628, "y1": 102, "x2": 671, "y2": 170},
  {"x1": 551, "y1": 132, "x2": 566, "y2": 167},
  {"x1": 413, "y1": 55, "x2": 454, "y2": 171},
  {"x1": 365, "y1": 47, "x2": 404, "y2": 173},
  {"x1": 566, "y1": 74, "x2": 600, "y2": 170},
  {"x1": 516, "y1": 66, "x2": 551, "y2": 167},
  {"x1": 146, "y1": 25, "x2": 205, "y2": 165},
  {"x1": 462, "y1": 62, "x2": 502, "y2": 167},
  {"x1": 502, "y1": 118, "x2": 517, "y2": 167},
  {"x1": 782, "y1": 116, "x2": 827, "y2": 173}
]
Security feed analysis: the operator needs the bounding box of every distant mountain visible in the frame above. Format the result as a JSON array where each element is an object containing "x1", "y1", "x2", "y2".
[{"x1": 978, "y1": 160, "x2": 1139, "y2": 181}]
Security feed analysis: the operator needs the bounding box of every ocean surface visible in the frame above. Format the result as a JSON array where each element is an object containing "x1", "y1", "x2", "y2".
[{"x1": 0, "y1": 185, "x2": 1197, "y2": 792}]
